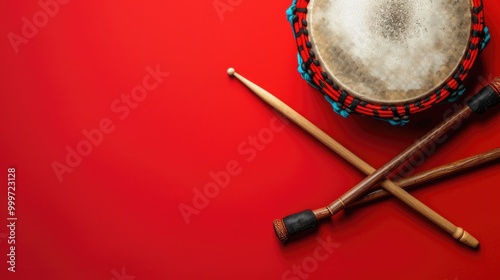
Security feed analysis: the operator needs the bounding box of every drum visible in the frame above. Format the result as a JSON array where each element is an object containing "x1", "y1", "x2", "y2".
[{"x1": 287, "y1": 0, "x2": 489, "y2": 124}]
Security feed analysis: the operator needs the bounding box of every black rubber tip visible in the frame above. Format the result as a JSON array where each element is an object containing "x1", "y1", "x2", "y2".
[
  {"x1": 283, "y1": 210, "x2": 318, "y2": 236},
  {"x1": 468, "y1": 85, "x2": 500, "y2": 114},
  {"x1": 274, "y1": 210, "x2": 319, "y2": 243}
]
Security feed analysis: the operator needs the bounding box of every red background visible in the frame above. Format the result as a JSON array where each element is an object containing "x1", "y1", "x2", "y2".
[{"x1": 1, "y1": 1, "x2": 499, "y2": 279}]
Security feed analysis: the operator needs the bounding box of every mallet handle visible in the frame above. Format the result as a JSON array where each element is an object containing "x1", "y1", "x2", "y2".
[{"x1": 349, "y1": 148, "x2": 500, "y2": 207}]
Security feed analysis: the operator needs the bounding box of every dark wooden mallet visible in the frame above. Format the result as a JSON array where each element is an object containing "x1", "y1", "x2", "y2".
[{"x1": 273, "y1": 77, "x2": 500, "y2": 248}]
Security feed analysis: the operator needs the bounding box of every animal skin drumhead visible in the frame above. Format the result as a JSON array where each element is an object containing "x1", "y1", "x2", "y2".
[{"x1": 307, "y1": 0, "x2": 472, "y2": 104}]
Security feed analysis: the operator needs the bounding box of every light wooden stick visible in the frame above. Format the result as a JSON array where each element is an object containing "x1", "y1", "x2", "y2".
[
  {"x1": 227, "y1": 68, "x2": 485, "y2": 248},
  {"x1": 349, "y1": 148, "x2": 500, "y2": 207}
]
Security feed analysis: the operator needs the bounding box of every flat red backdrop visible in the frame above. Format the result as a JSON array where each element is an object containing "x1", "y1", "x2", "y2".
[{"x1": 1, "y1": 1, "x2": 499, "y2": 279}]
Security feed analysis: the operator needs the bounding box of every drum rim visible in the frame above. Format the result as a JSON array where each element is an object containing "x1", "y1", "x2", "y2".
[{"x1": 290, "y1": 0, "x2": 486, "y2": 121}]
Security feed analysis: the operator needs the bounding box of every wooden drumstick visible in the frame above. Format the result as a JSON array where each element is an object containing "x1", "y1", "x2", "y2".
[
  {"x1": 348, "y1": 148, "x2": 500, "y2": 207},
  {"x1": 228, "y1": 67, "x2": 500, "y2": 248}
]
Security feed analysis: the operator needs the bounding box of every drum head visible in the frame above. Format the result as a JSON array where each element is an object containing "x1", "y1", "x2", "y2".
[{"x1": 307, "y1": 0, "x2": 472, "y2": 104}]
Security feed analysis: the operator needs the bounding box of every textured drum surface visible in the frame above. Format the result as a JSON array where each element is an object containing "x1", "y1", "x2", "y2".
[{"x1": 308, "y1": 0, "x2": 472, "y2": 104}]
